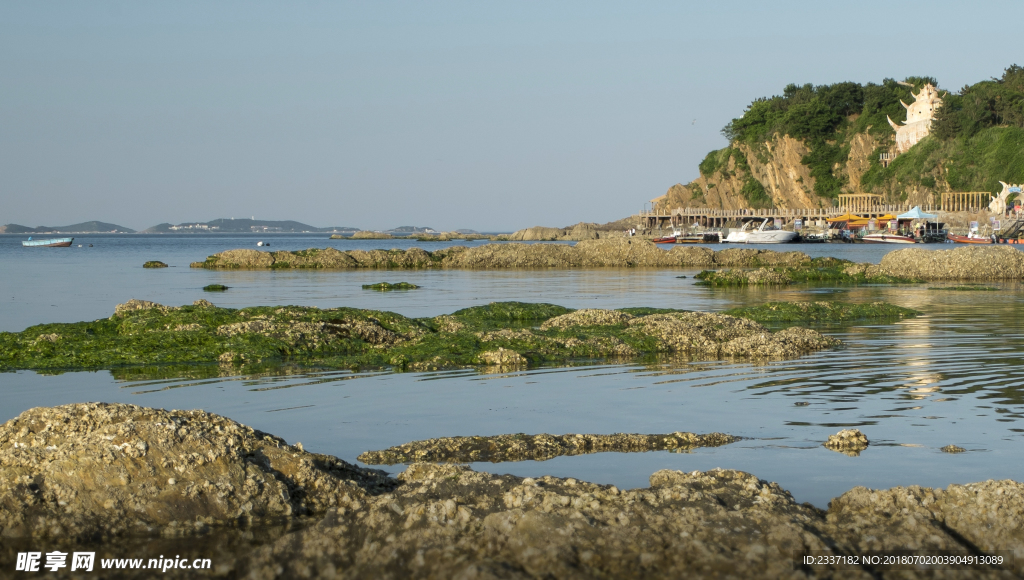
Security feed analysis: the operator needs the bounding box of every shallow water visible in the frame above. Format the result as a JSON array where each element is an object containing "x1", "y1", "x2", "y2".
[{"x1": 2, "y1": 234, "x2": 1023, "y2": 508}]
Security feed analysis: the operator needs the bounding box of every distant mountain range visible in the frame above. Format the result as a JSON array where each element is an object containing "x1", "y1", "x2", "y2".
[
  {"x1": 1, "y1": 219, "x2": 480, "y2": 235},
  {"x1": 140, "y1": 219, "x2": 358, "y2": 234},
  {"x1": 0, "y1": 221, "x2": 136, "y2": 234}
]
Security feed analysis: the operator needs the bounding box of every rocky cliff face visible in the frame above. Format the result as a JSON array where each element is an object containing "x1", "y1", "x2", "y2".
[{"x1": 660, "y1": 133, "x2": 885, "y2": 212}]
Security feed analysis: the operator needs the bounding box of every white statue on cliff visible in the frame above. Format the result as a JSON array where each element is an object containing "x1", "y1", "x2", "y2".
[
  {"x1": 989, "y1": 181, "x2": 1021, "y2": 214},
  {"x1": 887, "y1": 83, "x2": 942, "y2": 153}
]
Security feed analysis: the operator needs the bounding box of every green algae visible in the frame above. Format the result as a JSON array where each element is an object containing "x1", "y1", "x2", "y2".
[
  {"x1": 695, "y1": 257, "x2": 922, "y2": 286},
  {"x1": 143, "y1": 261, "x2": 168, "y2": 268},
  {"x1": 616, "y1": 307, "x2": 690, "y2": 316},
  {"x1": 0, "y1": 300, "x2": 852, "y2": 374},
  {"x1": 448, "y1": 302, "x2": 572, "y2": 325},
  {"x1": 203, "y1": 284, "x2": 230, "y2": 292},
  {"x1": 725, "y1": 301, "x2": 919, "y2": 323},
  {"x1": 362, "y1": 282, "x2": 420, "y2": 291}
]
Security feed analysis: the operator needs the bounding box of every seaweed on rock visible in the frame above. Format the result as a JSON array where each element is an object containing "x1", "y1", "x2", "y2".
[{"x1": 0, "y1": 301, "x2": 843, "y2": 373}]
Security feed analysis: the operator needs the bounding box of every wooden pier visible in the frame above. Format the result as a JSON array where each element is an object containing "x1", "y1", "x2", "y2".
[{"x1": 639, "y1": 204, "x2": 936, "y2": 231}]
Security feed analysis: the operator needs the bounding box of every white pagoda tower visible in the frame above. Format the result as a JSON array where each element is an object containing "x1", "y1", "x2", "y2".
[{"x1": 887, "y1": 83, "x2": 942, "y2": 153}]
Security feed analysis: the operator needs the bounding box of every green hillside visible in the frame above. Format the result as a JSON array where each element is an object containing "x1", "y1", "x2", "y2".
[{"x1": 693, "y1": 65, "x2": 1024, "y2": 208}]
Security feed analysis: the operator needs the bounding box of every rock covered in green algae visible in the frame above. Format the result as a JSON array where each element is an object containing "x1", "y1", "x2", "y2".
[
  {"x1": 358, "y1": 430, "x2": 740, "y2": 464},
  {"x1": 0, "y1": 403, "x2": 393, "y2": 541},
  {"x1": 202, "y1": 284, "x2": 229, "y2": 291},
  {"x1": 725, "y1": 301, "x2": 919, "y2": 323},
  {"x1": 142, "y1": 261, "x2": 168, "y2": 268},
  {"x1": 0, "y1": 301, "x2": 841, "y2": 373},
  {"x1": 361, "y1": 281, "x2": 420, "y2": 291},
  {"x1": 695, "y1": 257, "x2": 922, "y2": 286}
]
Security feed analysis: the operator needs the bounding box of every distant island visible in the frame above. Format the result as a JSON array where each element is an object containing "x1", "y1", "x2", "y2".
[
  {"x1": 0, "y1": 221, "x2": 136, "y2": 234},
  {"x1": 140, "y1": 218, "x2": 358, "y2": 234},
  {"x1": 0, "y1": 218, "x2": 486, "y2": 236}
]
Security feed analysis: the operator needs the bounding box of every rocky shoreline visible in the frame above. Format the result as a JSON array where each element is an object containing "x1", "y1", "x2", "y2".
[
  {"x1": 189, "y1": 240, "x2": 1024, "y2": 281},
  {"x1": 189, "y1": 239, "x2": 812, "y2": 270},
  {"x1": 2, "y1": 403, "x2": 1022, "y2": 579}
]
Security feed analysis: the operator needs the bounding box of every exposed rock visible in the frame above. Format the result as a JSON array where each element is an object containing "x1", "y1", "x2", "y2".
[
  {"x1": 350, "y1": 230, "x2": 394, "y2": 239},
  {"x1": 3, "y1": 404, "x2": 1024, "y2": 578},
  {"x1": 506, "y1": 226, "x2": 565, "y2": 241},
  {"x1": 112, "y1": 299, "x2": 171, "y2": 317},
  {"x1": 877, "y1": 245, "x2": 1024, "y2": 280},
  {"x1": 142, "y1": 261, "x2": 168, "y2": 268},
  {"x1": 0, "y1": 403, "x2": 393, "y2": 540},
  {"x1": 478, "y1": 348, "x2": 528, "y2": 367},
  {"x1": 824, "y1": 429, "x2": 869, "y2": 456},
  {"x1": 190, "y1": 241, "x2": 824, "y2": 270},
  {"x1": 359, "y1": 430, "x2": 739, "y2": 464},
  {"x1": 941, "y1": 445, "x2": 967, "y2": 453},
  {"x1": 561, "y1": 222, "x2": 600, "y2": 240},
  {"x1": 539, "y1": 309, "x2": 634, "y2": 330},
  {"x1": 626, "y1": 312, "x2": 840, "y2": 359},
  {"x1": 714, "y1": 248, "x2": 810, "y2": 267}
]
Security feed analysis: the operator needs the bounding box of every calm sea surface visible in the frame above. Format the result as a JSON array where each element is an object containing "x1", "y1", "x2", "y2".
[{"x1": 2, "y1": 233, "x2": 1023, "y2": 508}]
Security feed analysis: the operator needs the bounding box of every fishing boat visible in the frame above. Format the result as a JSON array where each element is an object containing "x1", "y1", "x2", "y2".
[
  {"x1": 22, "y1": 237, "x2": 74, "y2": 248},
  {"x1": 745, "y1": 218, "x2": 799, "y2": 244},
  {"x1": 947, "y1": 232, "x2": 993, "y2": 244},
  {"x1": 652, "y1": 229, "x2": 681, "y2": 244},
  {"x1": 861, "y1": 232, "x2": 917, "y2": 244}
]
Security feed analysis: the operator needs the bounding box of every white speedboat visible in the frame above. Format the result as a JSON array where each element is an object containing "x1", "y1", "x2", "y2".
[
  {"x1": 745, "y1": 219, "x2": 799, "y2": 244},
  {"x1": 724, "y1": 224, "x2": 751, "y2": 243}
]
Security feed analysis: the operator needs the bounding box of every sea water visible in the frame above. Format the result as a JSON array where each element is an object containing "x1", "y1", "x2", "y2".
[{"x1": 1, "y1": 233, "x2": 1022, "y2": 508}]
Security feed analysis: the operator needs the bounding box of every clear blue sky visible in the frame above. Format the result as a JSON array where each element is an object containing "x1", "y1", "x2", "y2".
[{"x1": 1, "y1": 1, "x2": 1020, "y2": 231}]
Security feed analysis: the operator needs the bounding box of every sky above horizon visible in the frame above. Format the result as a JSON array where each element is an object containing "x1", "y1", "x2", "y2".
[{"x1": 1, "y1": 1, "x2": 1021, "y2": 232}]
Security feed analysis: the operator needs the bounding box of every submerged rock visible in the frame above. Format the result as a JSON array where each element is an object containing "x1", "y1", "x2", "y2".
[
  {"x1": 358, "y1": 430, "x2": 739, "y2": 464},
  {"x1": 361, "y1": 281, "x2": 420, "y2": 291}
]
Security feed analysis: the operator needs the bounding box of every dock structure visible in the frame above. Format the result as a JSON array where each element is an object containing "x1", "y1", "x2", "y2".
[
  {"x1": 639, "y1": 202, "x2": 937, "y2": 231},
  {"x1": 940, "y1": 192, "x2": 990, "y2": 212}
]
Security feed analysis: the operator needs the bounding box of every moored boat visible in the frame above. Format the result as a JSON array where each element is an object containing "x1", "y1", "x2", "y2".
[
  {"x1": 947, "y1": 232, "x2": 993, "y2": 244},
  {"x1": 22, "y1": 237, "x2": 74, "y2": 248},
  {"x1": 652, "y1": 229, "x2": 681, "y2": 244},
  {"x1": 746, "y1": 218, "x2": 799, "y2": 244},
  {"x1": 861, "y1": 232, "x2": 917, "y2": 244}
]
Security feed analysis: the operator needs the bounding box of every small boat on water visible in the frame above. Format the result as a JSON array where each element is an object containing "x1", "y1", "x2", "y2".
[
  {"x1": 677, "y1": 232, "x2": 722, "y2": 244},
  {"x1": 947, "y1": 232, "x2": 993, "y2": 244},
  {"x1": 746, "y1": 218, "x2": 799, "y2": 244},
  {"x1": 22, "y1": 237, "x2": 74, "y2": 248},
  {"x1": 652, "y1": 229, "x2": 681, "y2": 244},
  {"x1": 861, "y1": 232, "x2": 917, "y2": 244}
]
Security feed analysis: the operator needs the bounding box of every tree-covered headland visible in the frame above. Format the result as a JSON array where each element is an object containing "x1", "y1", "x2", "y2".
[{"x1": 673, "y1": 65, "x2": 1024, "y2": 209}]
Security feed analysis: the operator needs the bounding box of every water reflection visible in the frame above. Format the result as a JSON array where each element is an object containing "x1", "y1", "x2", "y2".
[{"x1": 4, "y1": 276, "x2": 1024, "y2": 507}]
